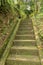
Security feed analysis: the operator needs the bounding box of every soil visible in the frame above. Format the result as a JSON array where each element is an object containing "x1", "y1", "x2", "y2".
[{"x1": 0, "y1": 13, "x2": 15, "y2": 49}]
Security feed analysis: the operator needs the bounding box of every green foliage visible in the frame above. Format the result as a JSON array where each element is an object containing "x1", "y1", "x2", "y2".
[
  {"x1": 40, "y1": 0, "x2": 43, "y2": 13},
  {"x1": 0, "y1": 1, "x2": 11, "y2": 16},
  {"x1": 34, "y1": 15, "x2": 43, "y2": 40},
  {"x1": 29, "y1": 0, "x2": 35, "y2": 11},
  {"x1": 0, "y1": 0, "x2": 34, "y2": 20},
  {"x1": 0, "y1": 0, "x2": 26, "y2": 19},
  {"x1": 32, "y1": 0, "x2": 43, "y2": 40},
  {"x1": 0, "y1": 0, "x2": 18, "y2": 17},
  {"x1": 24, "y1": 9, "x2": 33, "y2": 16}
]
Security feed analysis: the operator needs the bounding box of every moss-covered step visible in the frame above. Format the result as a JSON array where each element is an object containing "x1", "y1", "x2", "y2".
[
  {"x1": 18, "y1": 27, "x2": 33, "y2": 30},
  {"x1": 19, "y1": 24, "x2": 33, "y2": 27},
  {"x1": 17, "y1": 30, "x2": 34, "y2": 35},
  {"x1": 13, "y1": 40, "x2": 37, "y2": 46},
  {"x1": 15, "y1": 35, "x2": 35, "y2": 40},
  {"x1": 20, "y1": 21, "x2": 32, "y2": 25},
  {"x1": 10, "y1": 46, "x2": 39, "y2": 56},
  {"x1": 18, "y1": 29, "x2": 34, "y2": 31},
  {"x1": 5, "y1": 55, "x2": 40, "y2": 65},
  {"x1": 18, "y1": 26, "x2": 33, "y2": 29}
]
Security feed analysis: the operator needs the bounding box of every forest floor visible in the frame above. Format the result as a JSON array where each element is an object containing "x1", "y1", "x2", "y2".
[{"x1": 0, "y1": 14, "x2": 15, "y2": 49}]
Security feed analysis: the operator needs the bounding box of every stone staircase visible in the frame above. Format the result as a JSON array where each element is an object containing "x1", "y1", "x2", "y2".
[{"x1": 5, "y1": 19, "x2": 41, "y2": 65}]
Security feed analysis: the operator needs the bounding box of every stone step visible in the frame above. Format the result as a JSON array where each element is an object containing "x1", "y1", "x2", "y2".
[
  {"x1": 20, "y1": 22, "x2": 32, "y2": 25},
  {"x1": 18, "y1": 27, "x2": 33, "y2": 30},
  {"x1": 18, "y1": 28, "x2": 33, "y2": 31},
  {"x1": 20, "y1": 20, "x2": 32, "y2": 23},
  {"x1": 18, "y1": 29, "x2": 33, "y2": 31},
  {"x1": 20, "y1": 22, "x2": 32, "y2": 24},
  {"x1": 14, "y1": 40, "x2": 36, "y2": 42},
  {"x1": 6, "y1": 55, "x2": 40, "y2": 65},
  {"x1": 19, "y1": 25, "x2": 33, "y2": 27},
  {"x1": 17, "y1": 30, "x2": 34, "y2": 35},
  {"x1": 10, "y1": 46, "x2": 39, "y2": 56},
  {"x1": 15, "y1": 35, "x2": 35, "y2": 40},
  {"x1": 19, "y1": 26, "x2": 33, "y2": 29},
  {"x1": 13, "y1": 40, "x2": 36, "y2": 46}
]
